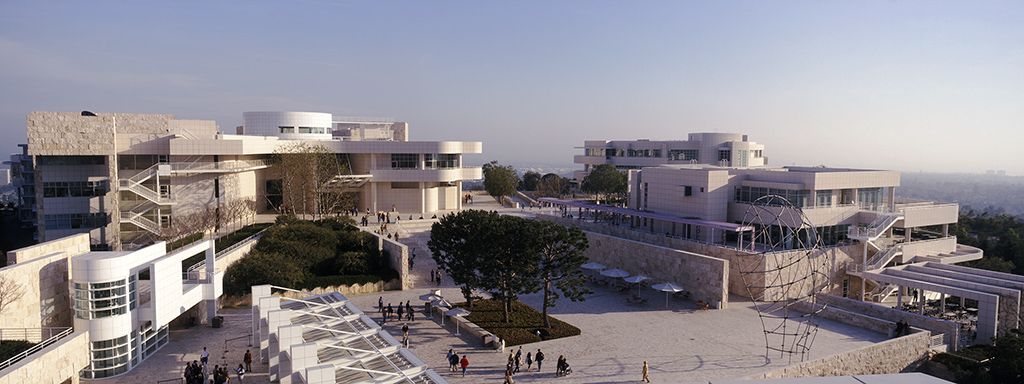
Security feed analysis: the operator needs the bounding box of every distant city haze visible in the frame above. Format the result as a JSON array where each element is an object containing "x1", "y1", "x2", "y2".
[{"x1": 2, "y1": 1, "x2": 1022, "y2": 175}]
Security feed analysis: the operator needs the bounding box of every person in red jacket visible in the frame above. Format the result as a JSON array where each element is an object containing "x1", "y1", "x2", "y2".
[{"x1": 460, "y1": 355, "x2": 469, "y2": 377}]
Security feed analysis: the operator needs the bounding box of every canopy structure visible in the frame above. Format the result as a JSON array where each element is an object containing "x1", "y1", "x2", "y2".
[
  {"x1": 538, "y1": 197, "x2": 756, "y2": 249},
  {"x1": 625, "y1": 275, "x2": 650, "y2": 294},
  {"x1": 581, "y1": 262, "x2": 607, "y2": 270}
]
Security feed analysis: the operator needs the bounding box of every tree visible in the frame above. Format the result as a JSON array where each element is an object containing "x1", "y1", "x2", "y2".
[
  {"x1": 534, "y1": 220, "x2": 591, "y2": 328},
  {"x1": 429, "y1": 210, "x2": 593, "y2": 324},
  {"x1": 0, "y1": 274, "x2": 24, "y2": 316},
  {"x1": 538, "y1": 173, "x2": 570, "y2": 198},
  {"x1": 482, "y1": 161, "x2": 520, "y2": 201},
  {"x1": 581, "y1": 164, "x2": 627, "y2": 203},
  {"x1": 272, "y1": 143, "x2": 352, "y2": 219},
  {"x1": 475, "y1": 214, "x2": 543, "y2": 322},
  {"x1": 520, "y1": 171, "x2": 542, "y2": 191},
  {"x1": 428, "y1": 210, "x2": 492, "y2": 308}
]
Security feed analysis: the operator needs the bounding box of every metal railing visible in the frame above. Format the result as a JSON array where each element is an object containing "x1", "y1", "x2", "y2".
[
  {"x1": 930, "y1": 333, "x2": 947, "y2": 348},
  {"x1": 166, "y1": 159, "x2": 269, "y2": 173},
  {"x1": 849, "y1": 209, "x2": 903, "y2": 239},
  {"x1": 188, "y1": 227, "x2": 269, "y2": 272},
  {"x1": 867, "y1": 243, "x2": 902, "y2": 271},
  {"x1": 0, "y1": 327, "x2": 74, "y2": 371},
  {"x1": 183, "y1": 268, "x2": 221, "y2": 283}
]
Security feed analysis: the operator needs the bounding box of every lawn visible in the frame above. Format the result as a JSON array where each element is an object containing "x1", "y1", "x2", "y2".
[{"x1": 456, "y1": 299, "x2": 580, "y2": 346}]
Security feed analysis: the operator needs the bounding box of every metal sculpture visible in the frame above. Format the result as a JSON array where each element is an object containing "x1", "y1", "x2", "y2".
[{"x1": 738, "y1": 195, "x2": 830, "y2": 363}]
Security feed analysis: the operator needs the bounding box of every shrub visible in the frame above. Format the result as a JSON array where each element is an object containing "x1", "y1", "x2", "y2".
[
  {"x1": 458, "y1": 299, "x2": 580, "y2": 346},
  {"x1": 0, "y1": 340, "x2": 35, "y2": 362}
]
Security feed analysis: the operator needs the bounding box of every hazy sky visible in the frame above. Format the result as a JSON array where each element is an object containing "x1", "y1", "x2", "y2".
[{"x1": 2, "y1": 1, "x2": 1022, "y2": 175}]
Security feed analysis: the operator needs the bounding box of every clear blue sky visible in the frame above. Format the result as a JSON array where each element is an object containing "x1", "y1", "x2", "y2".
[{"x1": 2, "y1": 1, "x2": 1022, "y2": 175}]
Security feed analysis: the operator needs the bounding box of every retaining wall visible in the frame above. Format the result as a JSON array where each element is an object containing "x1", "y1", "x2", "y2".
[
  {"x1": 0, "y1": 329, "x2": 89, "y2": 384},
  {"x1": 748, "y1": 330, "x2": 932, "y2": 379}
]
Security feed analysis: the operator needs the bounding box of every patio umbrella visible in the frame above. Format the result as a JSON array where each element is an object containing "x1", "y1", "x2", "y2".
[
  {"x1": 624, "y1": 275, "x2": 650, "y2": 294},
  {"x1": 652, "y1": 282, "x2": 686, "y2": 308},
  {"x1": 445, "y1": 308, "x2": 472, "y2": 336},
  {"x1": 581, "y1": 262, "x2": 607, "y2": 270},
  {"x1": 433, "y1": 298, "x2": 453, "y2": 323},
  {"x1": 601, "y1": 268, "x2": 630, "y2": 278}
]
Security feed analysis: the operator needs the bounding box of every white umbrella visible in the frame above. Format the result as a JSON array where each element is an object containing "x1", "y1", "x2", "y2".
[
  {"x1": 601, "y1": 268, "x2": 630, "y2": 278},
  {"x1": 624, "y1": 275, "x2": 650, "y2": 295},
  {"x1": 445, "y1": 308, "x2": 472, "y2": 336},
  {"x1": 581, "y1": 262, "x2": 607, "y2": 270},
  {"x1": 433, "y1": 299, "x2": 453, "y2": 323},
  {"x1": 652, "y1": 282, "x2": 686, "y2": 308}
]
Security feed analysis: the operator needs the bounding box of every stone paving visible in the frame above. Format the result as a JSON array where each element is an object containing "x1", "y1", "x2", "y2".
[{"x1": 95, "y1": 192, "x2": 889, "y2": 383}]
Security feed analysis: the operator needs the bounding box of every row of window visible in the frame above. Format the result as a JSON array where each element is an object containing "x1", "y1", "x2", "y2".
[
  {"x1": 45, "y1": 213, "x2": 109, "y2": 230},
  {"x1": 117, "y1": 155, "x2": 167, "y2": 170},
  {"x1": 43, "y1": 181, "x2": 108, "y2": 198},
  {"x1": 73, "y1": 279, "x2": 128, "y2": 320},
  {"x1": 735, "y1": 186, "x2": 813, "y2": 208},
  {"x1": 37, "y1": 155, "x2": 106, "y2": 166},
  {"x1": 279, "y1": 126, "x2": 330, "y2": 134},
  {"x1": 391, "y1": 154, "x2": 459, "y2": 169},
  {"x1": 668, "y1": 149, "x2": 699, "y2": 161},
  {"x1": 735, "y1": 187, "x2": 888, "y2": 210}
]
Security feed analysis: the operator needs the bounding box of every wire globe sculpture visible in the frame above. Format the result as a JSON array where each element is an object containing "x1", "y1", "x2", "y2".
[{"x1": 738, "y1": 194, "x2": 830, "y2": 363}]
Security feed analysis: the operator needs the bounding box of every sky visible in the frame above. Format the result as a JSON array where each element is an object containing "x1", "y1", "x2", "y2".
[{"x1": 1, "y1": 1, "x2": 1022, "y2": 175}]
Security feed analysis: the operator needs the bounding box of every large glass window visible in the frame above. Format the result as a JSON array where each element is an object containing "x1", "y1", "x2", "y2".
[
  {"x1": 815, "y1": 190, "x2": 832, "y2": 207},
  {"x1": 858, "y1": 187, "x2": 885, "y2": 210},
  {"x1": 44, "y1": 213, "x2": 109, "y2": 230},
  {"x1": 390, "y1": 154, "x2": 418, "y2": 169},
  {"x1": 117, "y1": 155, "x2": 158, "y2": 170},
  {"x1": 43, "y1": 181, "x2": 108, "y2": 197},
  {"x1": 73, "y1": 279, "x2": 127, "y2": 320},
  {"x1": 718, "y1": 150, "x2": 731, "y2": 162},
  {"x1": 37, "y1": 155, "x2": 105, "y2": 166},
  {"x1": 81, "y1": 335, "x2": 130, "y2": 379},
  {"x1": 424, "y1": 154, "x2": 458, "y2": 169},
  {"x1": 668, "y1": 149, "x2": 698, "y2": 161},
  {"x1": 735, "y1": 186, "x2": 811, "y2": 208}
]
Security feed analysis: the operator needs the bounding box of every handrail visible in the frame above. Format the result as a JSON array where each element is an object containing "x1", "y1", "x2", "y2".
[
  {"x1": 189, "y1": 228, "x2": 270, "y2": 272},
  {"x1": 0, "y1": 327, "x2": 74, "y2": 371},
  {"x1": 867, "y1": 243, "x2": 902, "y2": 270}
]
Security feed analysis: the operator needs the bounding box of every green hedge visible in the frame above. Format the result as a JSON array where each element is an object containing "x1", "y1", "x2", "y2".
[
  {"x1": 458, "y1": 299, "x2": 580, "y2": 346},
  {"x1": 215, "y1": 223, "x2": 274, "y2": 251},
  {"x1": 0, "y1": 340, "x2": 35, "y2": 362},
  {"x1": 299, "y1": 269, "x2": 399, "y2": 290},
  {"x1": 166, "y1": 232, "x2": 204, "y2": 252}
]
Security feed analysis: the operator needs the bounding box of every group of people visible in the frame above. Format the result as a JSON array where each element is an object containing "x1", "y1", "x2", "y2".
[
  {"x1": 499, "y1": 347, "x2": 549, "y2": 383},
  {"x1": 894, "y1": 319, "x2": 912, "y2": 337},
  {"x1": 184, "y1": 348, "x2": 251, "y2": 384},
  {"x1": 446, "y1": 349, "x2": 470, "y2": 377},
  {"x1": 379, "y1": 298, "x2": 415, "y2": 323}
]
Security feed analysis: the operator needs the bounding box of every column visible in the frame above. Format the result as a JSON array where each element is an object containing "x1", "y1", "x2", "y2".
[{"x1": 205, "y1": 241, "x2": 217, "y2": 324}]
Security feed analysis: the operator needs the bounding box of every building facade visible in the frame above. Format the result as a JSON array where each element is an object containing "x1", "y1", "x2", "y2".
[
  {"x1": 573, "y1": 133, "x2": 767, "y2": 180},
  {"x1": 25, "y1": 111, "x2": 482, "y2": 250}
]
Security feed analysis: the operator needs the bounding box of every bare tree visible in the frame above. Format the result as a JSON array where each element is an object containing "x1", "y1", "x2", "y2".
[
  {"x1": 272, "y1": 143, "x2": 351, "y2": 220},
  {"x1": 0, "y1": 274, "x2": 25, "y2": 316}
]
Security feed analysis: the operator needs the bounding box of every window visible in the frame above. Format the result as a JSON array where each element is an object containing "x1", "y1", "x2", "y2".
[
  {"x1": 736, "y1": 150, "x2": 749, "y2": 167},
  {"x1": 117, "y1": 155, "x2": 158, "y2": 170},
  {"x1": 718, "y1": 150, "x2": 731, "y2": 162},
  {"x1": 73, "y1": 279, "x2": 128, "y2": 320},
  {"x1": 37, "y1": 156, "x2": 105, "y2": 166},
  {"x1": 858, "y1": 187, "x2": 885, "y2": 210},
  {"x1": 815, "y1": 190, "x2": 832, "y2": 207},
  {"x1": 391, "y1": 154, "x2": 418, "y2": 169},
  {"x1": 424, "y1": 154, "x2": 458, "y2": 169},
  {"x1": 44, "y1": 213, "x2": 109, "y2": 230},
  {"x1": 668, "y1": 150, "x2": 698, "y2": 161},
  {"x1": 735, "y1": 186, "x2": 811, "y2": 208},
  {"x1": 43, "y1": 181, "x2": 108, "y2": 198},
  {"x1": 278, "y1": 126, "x2": 295, "y2": 133}
]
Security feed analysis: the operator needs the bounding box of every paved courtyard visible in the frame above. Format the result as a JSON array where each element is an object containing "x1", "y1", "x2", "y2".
[{"x1": 95, "y1": 193, "x2": 889, "y2": 383}]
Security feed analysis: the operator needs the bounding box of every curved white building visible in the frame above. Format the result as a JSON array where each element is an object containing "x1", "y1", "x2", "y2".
[
  {"x1": 71, "y1": 240, "x2": 219, "y2": 378},
  {"x1": 242, "y1": 111, "x2": 333, "y2": 140}
]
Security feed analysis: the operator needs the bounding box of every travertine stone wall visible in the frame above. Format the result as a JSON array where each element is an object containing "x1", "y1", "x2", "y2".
[
  {"x1": 748, "y1": 330, "x2": 931, "y2": 379},
  {"x1": 2, "y1": 235, "x2": 89, "y2": 329},
  {"x1": 0, "y1": 330, "x2": 89, "y2": 384},
  {"x1": 579, "y1": 231, "x2": 728, "y2": 307},
  {"x1": 379, "y1": 236, "x2": 410, "y2": 290},
  {"x1": 537, "y1": 214, "x2": 862, "y2": 301},
  {"x1": 807, "y1": 293, "x2": 960, "y2": 347}
]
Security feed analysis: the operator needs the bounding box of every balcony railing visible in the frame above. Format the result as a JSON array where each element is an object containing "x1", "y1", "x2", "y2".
[{"x1": 0, "y1": 327, "x2": 74, "y2": 371}]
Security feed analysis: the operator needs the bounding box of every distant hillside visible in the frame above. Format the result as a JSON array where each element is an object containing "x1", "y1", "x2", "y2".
[{"x1": 898, "y1": 172, "x2": 1024, "y2": 218}]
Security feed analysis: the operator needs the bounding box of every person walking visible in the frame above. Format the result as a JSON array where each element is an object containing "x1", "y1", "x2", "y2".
[
  {"x1": 460, "y1": 355, "x2": 469, "y2": 377},
  {"x1": 243, "y1": 350, "x2": 252, "y2": 372},
  {"x1": 642, "y1": 361, "x2": 650, "y2": 383},
  {"x1": 236, "y1": 364, "x2": 246, "y2": 384},
  {"x1": 525, "y1": 351, "x2": 533, "y2": 372},
  {"x1": 397, "y1": 304, "x2": 404, "y2": 321},
  {"x1": 402, "y1": 323, "x2": 410, "y2": 347},
  {"x1": 200, "y1": 347, "x2": 210, "y2": 378},
  {"x1": 446, "y1": 349, "x2": 455, "y2": 371},
  {"x1": 535, "y1": 349, "x2": 545, "y2": 371},
  {"x1": 378, "y1": 297, "x2": 384, "y2": 314}
]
